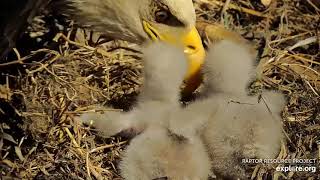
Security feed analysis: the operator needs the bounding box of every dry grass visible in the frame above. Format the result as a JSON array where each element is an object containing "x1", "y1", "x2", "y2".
[{"x1": 0, "y1": 0, "x2": 319, "y2": 179}]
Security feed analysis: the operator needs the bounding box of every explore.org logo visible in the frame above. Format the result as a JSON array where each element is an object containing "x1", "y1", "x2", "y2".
[
  {"x1": 275, "y1": 165, "x2": 316, "y2": 173},
  {"x1": 241, "y1": 158, "x2": 318, "y2": 173}
]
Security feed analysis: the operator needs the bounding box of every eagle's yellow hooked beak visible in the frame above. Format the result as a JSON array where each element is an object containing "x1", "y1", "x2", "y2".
[{"x1": 143, "y1": 21, "x2": 205, "y2": 96}]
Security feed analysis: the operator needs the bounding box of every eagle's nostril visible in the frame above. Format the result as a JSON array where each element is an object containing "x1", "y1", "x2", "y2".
[
  {"x1": 187, "y1": 45, "x2": 196, "y2": 50},
  {"x1": 152, "y1": 176, "x2": 168, "y2": 180}
]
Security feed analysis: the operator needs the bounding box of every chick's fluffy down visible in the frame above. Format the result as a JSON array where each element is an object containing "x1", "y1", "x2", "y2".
[
  {"x1": 78, "y1": 40, "x2": 285, "y2": 180},
  {"x1": 119, "y1": 126, "x2": 211, "y2": 180},
  {"x1": 194, "y1": 40, "x2": 284, "y2": 179}
]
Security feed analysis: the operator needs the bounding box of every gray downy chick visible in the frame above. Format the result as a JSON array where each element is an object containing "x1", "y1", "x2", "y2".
[
  {"x1": 201, "y1": 40, "x2": 284, "y2": 179},
  {"x1": 79, "y1": 42, "x2": 187, "y2": 138},
  {"x1": 118, "y1": 42, "x2": 211, "y2": 179},
  {"x1": 119, "y1": 118, "x2": 211, "y2": 180}
]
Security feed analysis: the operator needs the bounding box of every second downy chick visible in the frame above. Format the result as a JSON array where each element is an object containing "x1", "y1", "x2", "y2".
[{"x1": 176, "y1": 40, "x2": 285, "y2": 179}]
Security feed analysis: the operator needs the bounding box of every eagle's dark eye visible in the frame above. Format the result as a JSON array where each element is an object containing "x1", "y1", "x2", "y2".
[{"x1": 155, "y1": 10, "x2": 169, "y2": 23}]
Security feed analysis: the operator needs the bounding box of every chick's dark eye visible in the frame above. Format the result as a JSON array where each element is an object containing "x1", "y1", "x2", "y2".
[{"x1": 155, "y1": 10, "x2": 169, "y2": 23}]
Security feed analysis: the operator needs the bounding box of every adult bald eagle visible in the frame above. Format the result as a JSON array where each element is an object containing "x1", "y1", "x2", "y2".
[{"x1": 0, "y1": 0, "x2": 205, "y2": 94}]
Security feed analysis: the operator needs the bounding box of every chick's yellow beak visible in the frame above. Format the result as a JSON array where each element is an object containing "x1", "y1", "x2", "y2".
[{"x1": 143, "y1": 21, "x2": 205, "y2": 96}]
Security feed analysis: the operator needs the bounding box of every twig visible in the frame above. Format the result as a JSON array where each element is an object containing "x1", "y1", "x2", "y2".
[
  {"x1": 54, "y1": 33, "x2": 111, "y2": 57},
  {"x1": 304, "y1": 80, "x2": 320, "y2": 97},
  {"x1": 26, "y1": 52, "x2": 61, "y2": 74},
  {"x1": 64, "y1": 127, "x2": 103, "y2": 180},
  {"x1": 307, "y1": 0, "x2": 320, "y2": 12},
  {"x1": 288, "y1": 36, "x2": 317, "y2": 51},
  {"x1": 0, "y1": 55, "x2": 30, "y2": 67},
  {"x1": 199, "y1": 0, "x2": 268, "y2": 17},
  {"x1": 90, "y1": 141, "x2": 127, "y2": 154},
  {"x1": 220, "y1": 0, "x2": 231, "y2": 23}
]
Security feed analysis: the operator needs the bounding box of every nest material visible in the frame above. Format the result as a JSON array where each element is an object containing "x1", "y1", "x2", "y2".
[{"x1": 0, "y1": 0, "x2": 319, "y2": 179}]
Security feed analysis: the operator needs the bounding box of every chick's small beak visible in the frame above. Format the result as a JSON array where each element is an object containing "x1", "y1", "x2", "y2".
[{"x1": 143, "y1": 21, "x2": 205, "y2": 95}]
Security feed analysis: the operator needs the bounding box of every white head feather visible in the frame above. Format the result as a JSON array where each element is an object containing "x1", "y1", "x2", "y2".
[{"x1": 62, "y1": 0, "x2": 196, "y2": 43}]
